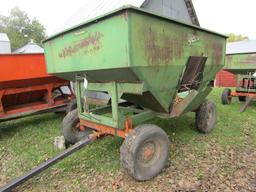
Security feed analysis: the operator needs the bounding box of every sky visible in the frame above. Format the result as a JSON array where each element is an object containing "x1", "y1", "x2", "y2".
[{"x1": 0, "y1": 0, "x2": 255, "y2": 39}]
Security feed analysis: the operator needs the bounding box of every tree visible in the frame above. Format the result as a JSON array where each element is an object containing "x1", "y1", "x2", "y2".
[
  {"x1": 0, "y1": 7, "x2": 46, "y2": 51},
  {"x1": 227, "y1": 33, "x2": 249, "y2": 43}
]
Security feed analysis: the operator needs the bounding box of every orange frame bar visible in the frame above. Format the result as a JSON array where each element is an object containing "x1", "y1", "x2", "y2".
[
  {"x1": 231, "y1": 91, "x2": 256, "y2": 98},
  {"x1": 0, "y1": 82, "x2": 74, "y2": 121},
  {"x1": 80, "y1": 118, "x2": 133, "y2": 138}
]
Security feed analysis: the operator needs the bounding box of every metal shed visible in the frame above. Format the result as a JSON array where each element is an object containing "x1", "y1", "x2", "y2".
[
  {"x1": 0, "y1": 33, "x2": 11, "y2": 54},
  {"x1": 13, "y1": 41, "x2": 44, "y2": 54},
  {"x1": 226, "y1": 40, "x2": 256, "y2": 55},
  {"x1": 142, "y1": 0, "x2": 199, "y2": 25}
]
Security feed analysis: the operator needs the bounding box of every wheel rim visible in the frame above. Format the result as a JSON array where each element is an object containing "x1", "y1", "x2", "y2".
[
  {"x1": 137, "y1": 140, "x2": 161, "y2": 167},
  {"x1": 72, "y1": 120, "x2": 84, "y2": 134}
]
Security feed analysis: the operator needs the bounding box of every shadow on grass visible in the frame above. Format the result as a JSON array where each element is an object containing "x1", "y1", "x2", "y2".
[
  {"x1": 151, "y1": 113, "x2": 198, "y2": 142},
  {"x1": 0, "y1": 113, "x2": 64, "y2": 139}
]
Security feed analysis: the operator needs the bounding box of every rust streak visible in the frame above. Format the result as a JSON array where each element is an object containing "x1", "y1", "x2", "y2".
[
  {"x1": 212, "y1": 43, "x2": 224, "y2": 65},
  {"x1": 121, "y1": 11, "x2": 128, "y2": 21},
  {"x1": 144, "y1": 27, "x2": 183, "y2": 66}
]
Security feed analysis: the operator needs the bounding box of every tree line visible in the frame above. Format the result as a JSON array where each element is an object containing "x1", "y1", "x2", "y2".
[{"x1": 0, "y1": 7, "x2": 46, "y2": 51}]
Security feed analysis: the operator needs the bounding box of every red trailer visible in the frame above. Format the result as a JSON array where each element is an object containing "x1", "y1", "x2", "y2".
[{"x1": 0, "y1": 53, "x2": 73, "y2": 122}]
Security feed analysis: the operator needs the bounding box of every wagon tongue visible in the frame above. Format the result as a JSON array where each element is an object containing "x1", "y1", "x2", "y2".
[{"x1": 0, "y1": 136, "x2": 95, "y2": 192}]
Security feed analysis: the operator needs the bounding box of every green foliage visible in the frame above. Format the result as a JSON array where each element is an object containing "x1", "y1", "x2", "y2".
[
  {"x1": 0, "y1": 7, "x2": 46, "y2": 51},
  {"x1": 226, "y1": 33, "x2": 249, "y2": 42}
]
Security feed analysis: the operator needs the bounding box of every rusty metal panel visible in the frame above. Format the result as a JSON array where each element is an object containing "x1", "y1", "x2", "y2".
[
  {"x1": 129, "y1": 8, "x2": 225, "y2": 111},
  {"x1": 179, "y1": 56, "x2": 207, "y2": 92}
]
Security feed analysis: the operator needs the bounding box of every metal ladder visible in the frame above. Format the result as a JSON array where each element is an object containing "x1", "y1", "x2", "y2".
[{"x1": 184, "y1": 0, "x2": 200, "y2": 26}]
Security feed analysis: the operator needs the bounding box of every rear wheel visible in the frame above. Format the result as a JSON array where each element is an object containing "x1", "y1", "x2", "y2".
[
  {"x1": 62, "y1": 109, "x2": 92, "y2": 144},
  {"x1": 195, "y1": 100, "x2": 217, "y2": 133},
  {"x1": 221, "y1": 88, "x2": 232, "y2": 104},
  {"x1": 120, "y1": 124, "x2": 169, "y2": 181}
]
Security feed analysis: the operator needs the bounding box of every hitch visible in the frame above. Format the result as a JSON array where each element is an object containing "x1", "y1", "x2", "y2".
[{"x1": 0, "y1": 135, "x2": 96, "y2": 192}]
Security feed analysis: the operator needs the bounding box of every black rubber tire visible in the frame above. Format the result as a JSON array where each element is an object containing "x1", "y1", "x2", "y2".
[
  {"x1": 238, "y1": 96, "x2": 246, "y2": 102},
  {"x1": 120, "y1": 124, "x2": 170, "y2": 181},
  {"x1": 62, "y1": 109, "x2": 92, "y2": 144},
  {"x1": 221, "y1": 88, "x2": 232, "y2": 105},
  {"x1": 66, "y1": 99, "x2": 77, "y2": 113},
  {"x1": 195, "y1": 100, "x2": 217, "y2": 133}
]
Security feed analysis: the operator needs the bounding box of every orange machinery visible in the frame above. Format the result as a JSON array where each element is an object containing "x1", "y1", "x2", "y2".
[{"x1": 0, "y1": 53, "x2": 73, "y2": 122}]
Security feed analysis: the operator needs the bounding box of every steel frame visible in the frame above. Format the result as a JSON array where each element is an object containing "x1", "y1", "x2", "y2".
[
  {"x1": 75, "y1": 77, "x2": 155, "y2": 138},
  {"x1": 0, "y1": 82, "x2": 73, "y2": 121},
  {"x1": 231, "y1": 91, "x2": 256, "y2": 98},
  {"x1": 231, "y1": 74, "x2": 256, "y2": 98}
]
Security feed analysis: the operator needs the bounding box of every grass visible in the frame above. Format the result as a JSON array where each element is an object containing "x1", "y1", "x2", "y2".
[{"x1": 0, "y1": 88, "x2": 256, "y2": 191}]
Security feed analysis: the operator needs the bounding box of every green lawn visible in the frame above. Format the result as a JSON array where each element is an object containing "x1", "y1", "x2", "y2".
[{"x1": 0, "y1": 88, "x2": 256, "y2": 192}]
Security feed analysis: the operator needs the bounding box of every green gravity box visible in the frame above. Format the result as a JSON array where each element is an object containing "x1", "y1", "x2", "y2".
[{"x1": 43, "y1": 6, "x2": 226, "y2": 116}]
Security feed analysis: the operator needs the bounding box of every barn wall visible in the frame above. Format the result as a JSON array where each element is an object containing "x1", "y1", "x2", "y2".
[{"x1": 215, "y1": 70, "x2": 237, "y2": 87}]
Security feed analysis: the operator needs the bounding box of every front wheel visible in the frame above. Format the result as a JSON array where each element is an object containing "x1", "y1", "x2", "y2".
[
  {"x1": 66, "y1": 99, "x2": 77, "y2": 113},
  {"x1": 62, "y1": 109, "x2": 92, "y2": 144},
  {"x1": 195, "y1": 100, "x2": 217, "y2": 133},
  {"x1": 120, "y1": 124, "x2": 170, "y2": 181},
  {"x1": 221, "y1": 88, "x2": 232, "y2": 104}
]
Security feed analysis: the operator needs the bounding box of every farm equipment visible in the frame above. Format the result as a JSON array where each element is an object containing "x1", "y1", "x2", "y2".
[
  {"x1": 221, "y1": 52, "x2": 256, "y2": 112},
  {"x1": 0, "y1": 53, "x2": 73, "y2": 122},
  {"x1": 0, "y1": 6, "x2": 226, "y2": 191},
  {"x1": 44, "y1": 6, "x2": 226, "y2": 180}
]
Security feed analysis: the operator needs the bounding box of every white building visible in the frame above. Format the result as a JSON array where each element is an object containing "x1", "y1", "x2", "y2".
[
  {"x1": 13, "y1": 41, "x2": 44, "y2": 54},
  {"x1": 226, "y1": 40, "x2": 256, "y2": 55},
  {"x1": 0, "y1": 33, "x2": 11, "y2": 54}
]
